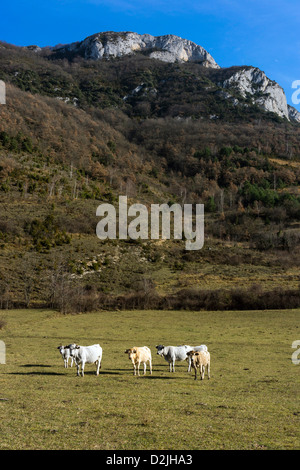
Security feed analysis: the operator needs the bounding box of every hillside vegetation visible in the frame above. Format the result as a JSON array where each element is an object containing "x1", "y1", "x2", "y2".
[{"x1": 0, "y1": 41, "x2": 300, "y2": 310}]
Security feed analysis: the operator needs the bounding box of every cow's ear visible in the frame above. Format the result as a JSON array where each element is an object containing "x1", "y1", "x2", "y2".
[
  {"x1": 125, "y1": 349, "x2": 129, "y2": 353},
  {"x1": 76, "y1": 345, "x2": 80, "y2": 349},
  {"x1": 132, "y1": 349, "x2": 136, "y2": 353}
]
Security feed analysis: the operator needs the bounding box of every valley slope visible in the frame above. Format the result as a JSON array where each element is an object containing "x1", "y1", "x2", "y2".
[{"x1": 0, "y1": 33, "x2": 300, "y2": 311}]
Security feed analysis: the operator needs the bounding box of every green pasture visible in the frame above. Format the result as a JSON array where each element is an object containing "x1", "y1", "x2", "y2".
[{"x1": 0, "y1": 308, "x2": 299, "y2": 450}]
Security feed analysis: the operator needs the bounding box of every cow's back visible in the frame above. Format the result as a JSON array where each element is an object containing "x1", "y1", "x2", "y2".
[
  {"x1": 80, "y1": 344, "x2": 102, "y2": 363},
  {"x1": 174, "y1": 346, "x2": 188, "y2": 361},
  {"x1": 139, "y1": 346, "x2": 151, "y2": 361},
  {"x1": 194, "y1": 345, "x2": 208, "y2": 352},
  {"x1": 196, "y1": 350, "x2": 210, "y2": 366},
  {"x1": 165, "y1": 346, "x2": 187, "y2": 361}
]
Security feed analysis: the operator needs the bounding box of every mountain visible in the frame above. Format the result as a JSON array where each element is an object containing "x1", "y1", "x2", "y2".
[
  {"x1": 1, "y1": 30, "x2": 298, "y2": 123},
  {"x1": 51, "y1": 31, "x2": 220, "y2": 68},
  {"x1": 45, "y1": 31, "x2": 298, "y2": 123},
  {"x1": 0, "y1": 31, "x2": 300, "y2": 311}
]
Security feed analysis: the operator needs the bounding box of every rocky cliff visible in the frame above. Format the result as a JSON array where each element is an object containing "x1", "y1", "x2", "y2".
[
  {"x1": 54, "y1": 31, "x2": 220, "y2": 68},
  {"x1": 220, "y1": 67, "x2": 289, "y2": 120}
]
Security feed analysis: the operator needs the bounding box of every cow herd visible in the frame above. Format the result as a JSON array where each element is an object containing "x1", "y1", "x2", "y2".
[{"x1": 57, "y1": 343, "x2": 211, "y2": 381}]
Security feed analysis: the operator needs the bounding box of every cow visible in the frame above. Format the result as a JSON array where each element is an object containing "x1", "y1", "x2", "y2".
[
  {"x1": 155, "y1": 345, "x2": 190, "y2": 372},
  {"x1": 187, "y1": 350, "x2": 210, "y2": 380},
  {"x1": 124, "y1": 346, "x2": 152, "y2": 376},
  {"x1": 57, "y1": 345, "x2": 73, "y2": 368},
  {"x1": 68, "y1": 343, "x2": 102, "y2": 377},
  {"x1": 184, "y1": 345, "x2": 208, "y2": 372}
]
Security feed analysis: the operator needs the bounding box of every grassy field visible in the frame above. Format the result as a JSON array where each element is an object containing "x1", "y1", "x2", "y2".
[{"x1": 0, "y1": 308, "x2": 299, "y2": 450}]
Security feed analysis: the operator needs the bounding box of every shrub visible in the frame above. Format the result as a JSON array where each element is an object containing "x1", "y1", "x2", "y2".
[{"x1": 24, "y1": 213, "x2": 71, "y2": 252}]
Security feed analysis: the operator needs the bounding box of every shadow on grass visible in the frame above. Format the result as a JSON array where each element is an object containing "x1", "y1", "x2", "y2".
[
  {"x1": 100, "y1": 370, "x2": 123, "y2": 375},
  {"x1": 8, "y1": 364, "x2": 65, "y2": 376},
  {"x1": 66, "y1": 370, "x2": 124, "y2": 376},
  {"x1": 9, "y1": 371, "x2": 65, "y2": 376},
  {"x1": 21, "y1": 364, "x2": 52, "y2": 367},
  {"x1": 141, "y1": 375, "x2": 189, "y2": 380}
]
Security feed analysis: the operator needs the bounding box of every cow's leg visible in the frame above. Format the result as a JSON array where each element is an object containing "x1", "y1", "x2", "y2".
[
  {"x1": 137, "y1": 361, "x2": 141, "y2": 376},
  {"x1": 81, "y1": 361, "x2": 85, "y2": 377},
  {"x1": 143, "y1": 362, "x2": 146, "y2": 375},
  {"x1": 76, "y1": 362, "x2": 80, "y2": 376},
  {"x1": 187, "y1": 357, "x2": 191, "y2": 372},
  {"x1": 96, "y1": 359, "x2": 100, "y2": 376},
  {"x1": 169, "y1": 362, "x2": 172, "y2": 373},
  {"x1": 172, "y1": 360, "x2": 175, "y2": 373},
  {"x1": 149, "y1": 359, "x2": 152, "y2": 375},
  {"x1": 133, "y1": 363, "x2": 136, "y2": 376}
]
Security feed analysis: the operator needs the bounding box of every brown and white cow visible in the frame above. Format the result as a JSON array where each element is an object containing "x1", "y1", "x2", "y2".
[
  {"x1": 186, "y1": 350, "x2": 210, "y2": 380},
  {"x1": 124, "y1": 346, "x2": 152, "y2": 376}
]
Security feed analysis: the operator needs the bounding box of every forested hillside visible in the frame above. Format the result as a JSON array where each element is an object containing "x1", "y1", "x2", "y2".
[{"x1": 0, "y1": 39, "x2": 300, "y2": 312}]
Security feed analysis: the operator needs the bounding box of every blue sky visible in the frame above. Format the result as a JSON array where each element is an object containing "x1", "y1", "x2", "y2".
[{"x1": 1, "y1": 0, "x2": 300, "y2": 110}]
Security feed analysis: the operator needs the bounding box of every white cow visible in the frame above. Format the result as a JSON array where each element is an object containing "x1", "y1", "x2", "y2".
[
  {"x1": 68, "y1": 343, "x2": 102, "y2": 377},
  {"x1": 184, "y1": 345, "x2": 208, "y2": 372},
  {"x1": 57, "y1": 345, "x2": 73, "y2": 368},
  {"x1": 156, "y1": 345, "x2": 189, "y2": 372}
]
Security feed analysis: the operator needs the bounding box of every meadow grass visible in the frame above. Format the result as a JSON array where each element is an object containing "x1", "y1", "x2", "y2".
[{"x1": 0, "y1": 308, "x2": 299, "y2": 450}]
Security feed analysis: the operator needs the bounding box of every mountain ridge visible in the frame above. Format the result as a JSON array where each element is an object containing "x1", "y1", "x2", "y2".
[
  {"x1": 50, "y1": 31, "x2": 220, "y2": 69},
  {"x1": 23, "y1": 30, "x2": 299, "y2": 123}
]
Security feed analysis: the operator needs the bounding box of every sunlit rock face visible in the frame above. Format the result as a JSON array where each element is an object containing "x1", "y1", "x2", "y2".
[
  {"x1": 221, "y1": 67, "x2": 289, "y2": 120},
  {"x1": 55, "y1": 31, "x2": 220, "y2": 68}
]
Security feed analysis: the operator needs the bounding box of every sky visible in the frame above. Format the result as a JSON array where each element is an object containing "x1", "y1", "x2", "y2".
[{"x1": 1, "y1": 0, "x2": 300, "y2": 110}]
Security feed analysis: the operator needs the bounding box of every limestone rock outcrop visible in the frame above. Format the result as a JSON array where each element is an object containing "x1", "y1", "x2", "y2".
[
  {"x1": 221, "y1": 67, "x2": 289, "y2": 120},
  {"x1": 55, "y1": 31, "x2": 220, "y2": 68}
]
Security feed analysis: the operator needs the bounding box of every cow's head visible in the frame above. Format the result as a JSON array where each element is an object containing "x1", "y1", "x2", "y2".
[
  {"x1": 186, "y1": 350, "x2": 196, "y2": 357},
  {"x1": 186, "y1": 350, "x2": 197, "y2": 365},
  {"x1": 155, "y1": 345, "x2": 164, "y2": 356},
  {"x1": 125, "y1": 348, "x2": 137, "y2": 359},
  {"x1": 68, "y1": 343, "x2": 80, "y2": 357}
]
